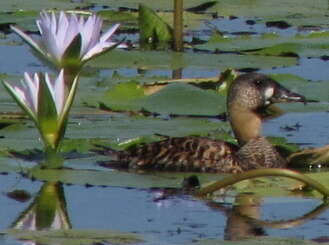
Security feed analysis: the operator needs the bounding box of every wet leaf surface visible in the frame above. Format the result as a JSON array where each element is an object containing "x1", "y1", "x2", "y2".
[
  {"x1": 194, "y1": 236, "x2": 329, "y2": 245},
  {"x1": 90, "y1": 49, "x2": 298, "y2": 70},
  {"x1": 4, "y1": 229, "x2": 144, "y2": 245}
]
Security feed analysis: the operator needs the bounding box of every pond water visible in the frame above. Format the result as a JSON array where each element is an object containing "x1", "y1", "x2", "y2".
[
  {"x1": 0, "y1": 172, "x2": 327, "y2": 244},
  {"x1": 1, "y1": 1, "x2": 329, "y2": 245}
]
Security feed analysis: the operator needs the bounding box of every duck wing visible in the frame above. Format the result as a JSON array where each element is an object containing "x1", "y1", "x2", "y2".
[{"x1": 101, "y1": 136, "x2": 242, "y2": 173}]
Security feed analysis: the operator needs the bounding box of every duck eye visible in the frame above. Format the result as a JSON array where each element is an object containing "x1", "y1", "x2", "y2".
[{"x1": 254, "y1": 80, "x2": 263, "y2": 87}]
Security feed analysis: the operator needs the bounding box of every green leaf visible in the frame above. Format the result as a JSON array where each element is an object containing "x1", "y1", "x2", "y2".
[
  {"x1": 90, "y1": 49, "x2": 297, "y2": 70},
  {"x1": 207, "y1": 0, "x2": 329, "y2": 27},
  {"x1": 4, "y1": 229, "x2": 144, "y2": 245},
  {"x1": 198, "y1": 31, "x2": 329, "y2": 57},
  {"x1": 1, "y1": 0, "x2": 87, "y2": 12},
  {"x1": 100, "y1": 82, "x2": 226, "y2": 115},
  {"x1": 140, "y1": 83, "x2": 226, "y2": 115},
  {"x1": 193, "y1": 236, "x2": 329, "y2": 245},
  {"x1": 101, "y1": 81, "x2": 145, "y2": 111},
  {"x1": 28, "y1": 166, "x2": 221, "y2": 188},
  {"x1": 97, "y1": 9, "x2": 137, "y2": 22},
  {"x1": 139, "y1": 4, "x2": 173, "y2": 45}
]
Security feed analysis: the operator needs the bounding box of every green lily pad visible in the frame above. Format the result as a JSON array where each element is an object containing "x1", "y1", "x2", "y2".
[
  {"x1": 86, "y1": 0, "x2": 219, "y2": 11},
  {"x1": 208, "y1": 0, "x2": 329, "y2": 27},
  {"x1": 0, "y1": 11, "x2": 39, "y2": 31},
  {"x1": 0, "y1": 112, "x2": 227, "y2": 152},
  {"x1": 268, "y1": 74, "x2": 329, "y2": 112},
  {"x1": 4, "y1": 160, "x2": 329, "y2": 198},
  {"x1": 4, "y1": 229, "x2": 144, "y2": 245},
  {"x1": 0, "y1": 0, "x2": 87, "y2": 12},
  {"x1": 97, "y1": 9, "x2": 137, "y2": 22},
  {"x1": 100, "y1": 82, "x2": 226, "y2": 115},
  {"x1": 90, "y1": 49, "x2": 297, "y2": 70},
  {"x1": 193, "y1": 236, "x2": 329, "y2": 245},
  {"x1": 197, "y1": 31, "x2": 329, "y2": 57},
  {"x1": 100, "y1": 81, "x2": 146, "y2": 111}
]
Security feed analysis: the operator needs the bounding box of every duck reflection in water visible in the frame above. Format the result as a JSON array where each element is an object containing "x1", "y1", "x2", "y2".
[{"x1": 206, "y1": 192, "x2": 329, "y2": 241}]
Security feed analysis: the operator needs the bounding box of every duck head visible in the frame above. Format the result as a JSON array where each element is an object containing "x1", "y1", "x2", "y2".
[
  {"x1": 228, "y1": 73, "x2": 306, "y2": 111},
  {"x1": 227, "y1": 73, "x2": 307, "y2": 146}
]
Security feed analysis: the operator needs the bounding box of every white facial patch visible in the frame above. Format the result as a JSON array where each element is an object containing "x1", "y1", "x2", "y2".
[{"x1": 264, "y1": 87, "x2": 274, "y2": 99}]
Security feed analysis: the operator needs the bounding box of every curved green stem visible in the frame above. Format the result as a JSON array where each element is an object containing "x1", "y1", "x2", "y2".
[
  {"x1": 241, "y1": 201, "x2": 329, "y2": 229},
  {"x1": 195, "y1": 168, "x2": 329, "y2": 199}
]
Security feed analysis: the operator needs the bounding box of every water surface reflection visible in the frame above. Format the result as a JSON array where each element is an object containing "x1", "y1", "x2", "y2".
[{"x1": 2, "y1": 173, "x2": 329, "y2": 244}]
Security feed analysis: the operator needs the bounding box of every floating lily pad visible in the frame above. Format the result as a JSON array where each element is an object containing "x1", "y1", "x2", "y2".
[
  {"x1": 0, "y1": 0, "x2": 87, "y2": 12},
  {"x1": 2, "y1": 159, "x2": 328, "y2": 199},
  {"x1": 197, "y1": 31, "x2": 329, "y2": 57},
  {"x1": 193, "y1": 236, "x2": 329, "y2": 245},
  {"x1": 86, "y1": 0, "x2": 219, "y2": 11},
  {"x1": 97, "y1": 9, "x2": 137, "y2": 22},
  {"x1": 90, "y1": 49, "x2": 297, "y2": 70},
  {"x1": 100, "y1": 82, "x2": 226, "y2": 115},
  {"x1": 209, "y1": 0, "x2": 329, "y2": 27},
  {"x1": 0, "y1": 11, "x2": 39, "y2": 31},
  {"x1": 4, "y1": 229, "x2": 144, "y2": 245}
]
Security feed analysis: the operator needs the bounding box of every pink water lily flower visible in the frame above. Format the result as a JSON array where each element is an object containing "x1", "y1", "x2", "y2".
[
  {"x1": 3, "y1": 70, "x2": 78, "y2": 150},
  {"x1": 11, "y1": 11, "x2": 123, "y2": 68},
  {"x1": 4, "y1": 70, "x2": 65, "y2": 120}
]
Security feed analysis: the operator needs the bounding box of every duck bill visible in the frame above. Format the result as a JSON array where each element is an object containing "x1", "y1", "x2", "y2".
[{"x1": 271, "y1": 85, "x2": 306, "y2": 104}]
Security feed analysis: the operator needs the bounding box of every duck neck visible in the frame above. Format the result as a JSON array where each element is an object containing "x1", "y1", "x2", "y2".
[{"x1": 228, "y1": 107, "x2": 262, "y2": 146}]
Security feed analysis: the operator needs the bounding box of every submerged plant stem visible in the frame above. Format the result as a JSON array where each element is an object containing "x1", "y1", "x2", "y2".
[
  {"x1": 196, "y1": 168, "x2": 329, "y2": 199},
  {"x1": 41, "y1": 147, "x2": 64, "y2": 169}
]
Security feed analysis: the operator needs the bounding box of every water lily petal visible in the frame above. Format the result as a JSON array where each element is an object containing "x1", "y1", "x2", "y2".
[
  {"x1": 43, "y1": 28, "x2": 63, "y2": 62},
  {"x1": 13, "y1": 11, "x2": 122, "y2": 70},
  {"x1": 23, "y1": 72, "x2": 39, "y2": 113},
  {"x1": 100, "y1": 23, "x2": 120, "y2": 43},
  {"x1": 10, "y1": 25, "x2": 46, "y2": 57},
  {"x1": 2, "y1": 81, "x2": 37, "y2": 122},
  {"x1": 56, "y1": 11, "x2": 70, "y2": 49},
  {"x1": 81, "y1": 42, "x2": 108, "y2": 61},
  {"x1": 79, "y1": 15, "x2": 101, "y2": 57},
  {"x1": 63, "y1": 13, "x2": 80, "y2": 51},
  {"x1": 53, "y1": 70, "x2": 65, "y2": 115}
]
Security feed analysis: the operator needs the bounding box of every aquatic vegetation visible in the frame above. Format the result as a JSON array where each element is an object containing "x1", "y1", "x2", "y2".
[
  {"x1": 11, "y1": 11, "x2": 123, "y2": 69},
  {"x1": 3, "y1": 11, "x2": 123, "y2": 166},
  {"x1": 11, "y1": 11, "x2": 123, "y2": 87},
  {"x1": 3, "y1": 70, "x2": 78, "y2": 152},
  {"x1": 1, "y1": 2, "x2": 329, "y2": 244}
]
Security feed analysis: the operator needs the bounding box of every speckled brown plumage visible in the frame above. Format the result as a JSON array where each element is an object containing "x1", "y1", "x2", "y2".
[
  {"x1": 98, "y1": 73, "x2": 306, "y2": 173},
  {"x1": 116, "y1": 136, "x2": 241, "y2": 173},
  {"x1": 109, "y1": 136, "x2": 286, "y2": 173}
]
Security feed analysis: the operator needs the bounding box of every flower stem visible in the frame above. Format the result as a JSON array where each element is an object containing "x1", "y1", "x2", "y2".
[
  {"x1": 195, "y1": 168, "x2": 329, "y2": 200},
  {"x1": 41, "y1": 146, "x2": 64, "y2": 169},
  {"x1": 173, "y1": 0, "x2": 184, "y2": 52},
  {"x1": 63, "y1": 68, "x2": 80, "y2": 91}
]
